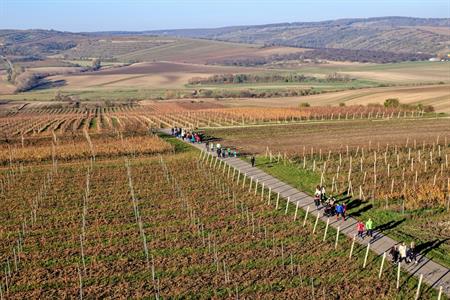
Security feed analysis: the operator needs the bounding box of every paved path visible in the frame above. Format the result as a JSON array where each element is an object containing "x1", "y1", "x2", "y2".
[{"x1": 163, "y1": 130, "x2": 450, "y2": 297}]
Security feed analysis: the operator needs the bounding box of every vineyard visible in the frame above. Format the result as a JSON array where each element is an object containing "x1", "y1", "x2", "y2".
[
  {"x1": 0, "y1": 146, "x2": 441, "y2": 298},
  {"x1": 216, "y1": 135, "x2": 450, "y2": 269},
  {"x1": 0, "y1": 133, "x2": 173, "y2": 165},
  {"x1": 0, "y1": 101, "x2": 447, "y2": 298},
  {"x1": 266, "y1": 137, "x2": 450, "y2": 210},
  {"x1": 0, "y1": 104, "x2": 425, "y2": 138}
]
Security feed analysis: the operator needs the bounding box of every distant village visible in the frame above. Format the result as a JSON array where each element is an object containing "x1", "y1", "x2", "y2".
[{"x1": 428, "y1": 53, "x2": 450, "y2": 61}]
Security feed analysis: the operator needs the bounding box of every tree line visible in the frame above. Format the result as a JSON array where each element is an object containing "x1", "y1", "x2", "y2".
[
  {"x1": 189, "y1": 72, "x2": 353, "y2": 85},
  {"x1": 212, "y1": 48, "x2": 433, "y2": 66}
]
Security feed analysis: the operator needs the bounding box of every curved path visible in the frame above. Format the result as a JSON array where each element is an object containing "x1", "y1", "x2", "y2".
[{"x1": 162, "y1": 130, "x2": 450, "y2": 298}]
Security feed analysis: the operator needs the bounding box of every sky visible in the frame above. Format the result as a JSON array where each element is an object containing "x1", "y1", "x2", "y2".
[{"x1": 0, "y1": 0, "x2": 449, "y2": 32}]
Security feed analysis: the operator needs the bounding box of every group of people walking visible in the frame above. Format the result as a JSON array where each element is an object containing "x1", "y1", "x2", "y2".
[
  {"x1": 171, "y1": 127, "x2": 240, "y2": 158},
  {"x1": 356, "y1": 219, "x2": 374, "y2": 239},
  {"x1": 315, "y1": 185, "x2": 377, "y2": 240},
  {"x1": 205, "y1": 141, "x2": 238, "y2": 158},
  {"x1": 314, "y1": 185, "x2": 347, "y2": 220},
  {"x1": 314, "y1": 183, "x2": 420, "y2": 265},
  {"x1": 389, "y1": 242, "x2": 418, "y2": 264},
  {"x1": 171, "y1": 127, "x2": 202, "y2": 143}
]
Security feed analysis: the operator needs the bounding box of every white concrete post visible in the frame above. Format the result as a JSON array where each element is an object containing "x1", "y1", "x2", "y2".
[
  {"x1": 414, "y1": 274, "x2": 423, "y2": 300},
  {"x1": 363, "y1": 243, "x2": 370, "y2": 268},
  {"x1": 313, "y1": 212, "x2": 320, "y2": 234},
  {"x1": 349, "y1": 234, "x2": 356, "y2": 259},
  {"x1": 275, "y1": 193, "x2": 280, "y2": 209},
  {"x1": 334, "y1": 226, "x2": 340, "y2": 249},
  {"x1": 284, "y1": 197, "x2": 290, "y2": 214},
  {"x1": 438, "y1": 286, "x2": 443, "y2": 300},
  {"x1": 323, "y1": 218, "x2": 330, "y2": 241},
  {"x1": 378, "y1": 252, "x2": 386, "y2": 278},
  {"x1": 303, "y1": 206, "x2": 310, "y2": 227},
  {"x1": 261, "y1": 183, "x2": 265, "y2": 201}
]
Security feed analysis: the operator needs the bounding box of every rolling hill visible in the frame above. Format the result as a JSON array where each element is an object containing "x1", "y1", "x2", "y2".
[
  {"x1": 1, "y1": 17, "x2": 449, "y2": 62},
  {"x1": 147, "y1": 17, "x2": 450, "y2": 55}
]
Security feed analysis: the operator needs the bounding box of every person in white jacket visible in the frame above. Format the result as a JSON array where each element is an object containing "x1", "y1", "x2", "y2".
[
  {"x1": 398, "y1": 242, "x2": 408, "y2": 263},
  {"x1": 314, "y1": 185, "x2": 321, "y2": 209}
]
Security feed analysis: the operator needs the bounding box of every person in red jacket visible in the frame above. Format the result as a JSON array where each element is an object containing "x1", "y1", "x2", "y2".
[
  {"x1": 342, "y1": 203, "x2": 347, "y2": 221},
  {"x1": 357, "y1": 221, "x2": 365, "y2": 239}
]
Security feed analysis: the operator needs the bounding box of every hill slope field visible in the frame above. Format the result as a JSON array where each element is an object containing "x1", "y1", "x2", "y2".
[
  {"x1": 0, "y1": 30, "x2": 306, "y2": 64},
  {"x1": 59, "y1": 37, "x2": 306, "y2": 64},
  {"x1": 148, "y1": 17, "x2": 450, "y2": 54}
]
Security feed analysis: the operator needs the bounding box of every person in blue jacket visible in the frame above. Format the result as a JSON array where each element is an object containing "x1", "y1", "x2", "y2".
[{"x1": 335, "y1": 203, "x2": 344, "y2": 221}]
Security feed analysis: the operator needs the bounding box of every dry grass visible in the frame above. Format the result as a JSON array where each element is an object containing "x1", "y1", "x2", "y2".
[
  {"x1": 0, "y1": 73, "x2": 16, "y2": 94},
  {"x1": 219, "y1": 84, "x2": 450, "y2": 113}
]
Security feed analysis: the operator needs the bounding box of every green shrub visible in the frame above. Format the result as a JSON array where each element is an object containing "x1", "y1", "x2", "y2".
[{"x1": 384, "y1": 98, "x2": 400, "y2": 108}]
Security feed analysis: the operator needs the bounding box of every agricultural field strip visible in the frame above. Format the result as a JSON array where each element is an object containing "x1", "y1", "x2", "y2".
[
  {"x1": 166, "y1": 131, "x2": 450, "y2": 296},
  {"x1": 197, "y1": 116, "x2": 437, "y2": 131},
  {"x1": 0, "y1": 106, "x2": 426, "y2": 138}
]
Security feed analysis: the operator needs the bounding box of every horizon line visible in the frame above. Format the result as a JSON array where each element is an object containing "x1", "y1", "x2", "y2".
[{"x1": 2, "y1": 15, "x2": 449, "y2": 34}]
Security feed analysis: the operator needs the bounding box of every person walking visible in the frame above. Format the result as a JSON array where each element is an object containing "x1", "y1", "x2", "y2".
[
  {"x1": 342, "y1": 202, "x2": 347, "y2": 221},
  {"x1": 320, "y1": 186, "x2": 327, "y2": 202},
  {"x1": 357, "y1": 221, "x2": 365, "y2": 239},
  {"x1": 389, "y1": 245, "x2": 399, "y2": 264},
  {"x1": 335, "y1": 203, "x2": 343, "y2": 221},
  {"x1": 251, "y1": 155, "x2": 256, "y2": 167},
  {"x1": 408, "y1": 242, "x2": 418, "y2": 264},
  {"x1": 314, "y1": 185, "x2": 321, "y2": 209},
  {"x1": 365, "y1": 218, "x2": 374, "y2": 238},
  {"x1": 398, "y1": 242, "x2": 407, "y2": 263}
]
